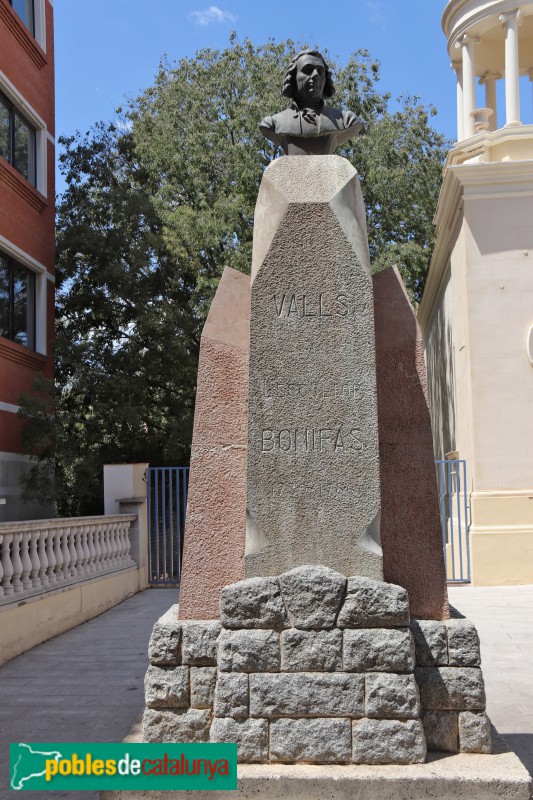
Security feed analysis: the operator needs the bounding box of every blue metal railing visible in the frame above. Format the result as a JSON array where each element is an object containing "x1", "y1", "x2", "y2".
[
  {"x1": 147, "y1": 467, "x2": 189, "y2": 586},
  {"x1": 435, "y1": 459, "x2": 471, "y2": 583}
]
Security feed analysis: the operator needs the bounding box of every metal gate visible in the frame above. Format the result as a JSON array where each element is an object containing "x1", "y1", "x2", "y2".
[
  {"x1": 147, "y1": 467, "x2": 189, "y2": 586},
  {"x1": 435, "y1": 459, "x2": 471, "y2": 583}
]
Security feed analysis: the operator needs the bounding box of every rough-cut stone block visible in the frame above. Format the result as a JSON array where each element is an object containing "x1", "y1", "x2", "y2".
[
  {"x1": 181, "y1": 621, "x2": 221, "y2": 666},
  {"x1": 410, "y1": 619, "x2": 448, "y2": 667},
  {"x1": 144, "y1": 665, "x2": 189, "y2": 709},
  {"x1": 422, "y1": 710, "x2": 459, "y2": 752},
  {"x1": 337, "y1": 577, "x2": 409, "y2": 628},
  {"x1": 459, "y1": 711, "x2": 492, "y2": 754},
  {"x1": 214, "y1": 673, "x2": 249, "y2": 720},
  {"x1": 352, "y1": 718, "x2": 426, "y2": 765},
  {"x1": 190, "y1": 667, "x2": 216, "y2": 709},
  {"x1": 373, "y1": 266, "x2": 449, "y2": 621},
  {"x1": 148, "y1": 606, "x2": 181, "y2": 666},
  {"x1": 415, "y1": 667, "x2": 486, "y2": 711},
  {"x1": 249, "y1": 673, "x2": 364, "y2": 718},
  {"x1": 278, "y1": 565, "x2": 346, "y2": 629},
  {"x1": 282, "y1": 629, "x2": 342, "y2": 672},
  {"x1": 142, "y1": 708, "x2": 211, "y2": 743},
  {"x1": 447, "y1": 619, "x2": 481, "y2": 667},
  {"x1": 220, "y1": 577, "x2": 289, "y2": 630},
  {"x1": 344, "y1": 628, "x2": 415, "y2": 673},
  {"x1": 365, "y1": 673, "x2": 420, "y2": 720},
  {"x1": 210, "y1": 717, "x2": 268, "y2": 763},
  {"x1": 217, "y1": 629, "x2": 280, "y2": 673},
  {"x1": 270, "y1": 718, "x2": 351, "y2": 764},
  {"x1": 246, "y1": 156, "x2": 382, "y2": 582},
  {"x1": 178, "y1": 267, "x2": 249, "y2": 620}
]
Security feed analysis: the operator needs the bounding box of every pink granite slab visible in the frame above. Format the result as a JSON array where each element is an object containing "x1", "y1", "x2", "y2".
[
  {"x1": 179, "y1": 264, "x2": 448, "y2": 621},
  {"x1": 178, "y1": 267, "x2": 250, "y2": 619},
  {"x1": 373, "y1": 266, "x2": 449, "y2": 620}
]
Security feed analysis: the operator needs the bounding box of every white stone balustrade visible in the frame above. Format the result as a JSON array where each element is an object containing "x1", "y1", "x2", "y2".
[{"x1": 0, "y1": 515, "x2": 136, "y2": 601}]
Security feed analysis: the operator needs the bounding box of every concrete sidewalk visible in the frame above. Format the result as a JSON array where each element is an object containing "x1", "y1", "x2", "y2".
[
  {"x1": 0, "y1": 588, "x2": 175, "y2": 800},
  {"x1": 0, "y1": 584, "x2": 531, "y2": 798},
  {"x1": 448, "y1": 584, "x2": 533, "y2": 777}
]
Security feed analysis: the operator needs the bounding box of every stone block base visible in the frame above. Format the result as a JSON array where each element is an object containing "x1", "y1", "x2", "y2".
[
  {"x1": 100, "y1": 734, "x2": 531, "y2": 800},
  {"x1": 142, "y1": 567, "x2": 493, "y2": 765}
]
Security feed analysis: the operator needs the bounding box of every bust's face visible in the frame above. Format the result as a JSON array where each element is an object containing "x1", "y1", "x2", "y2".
[{"x1": 295, "y1": 54, "x2": 326, "y2": 105}]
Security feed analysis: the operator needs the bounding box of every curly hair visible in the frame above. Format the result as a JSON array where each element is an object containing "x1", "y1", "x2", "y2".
[{"x1": 282, "y1": 49, "x2": 335, "y2": 100}]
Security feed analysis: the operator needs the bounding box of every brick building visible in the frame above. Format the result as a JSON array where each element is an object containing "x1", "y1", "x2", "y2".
[{"x1": 0, "y1": 0, "x2": 54, "y2": 521}]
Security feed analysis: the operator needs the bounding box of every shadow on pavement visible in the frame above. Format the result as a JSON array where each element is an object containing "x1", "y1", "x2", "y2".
[{"x1": 499, "y1": 732, "x2": 533, "y2": 777}]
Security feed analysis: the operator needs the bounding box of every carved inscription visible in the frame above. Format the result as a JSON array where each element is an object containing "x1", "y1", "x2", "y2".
[
  {"x1": 273, "y1": 293, "x2": 357, "y2": 319},
  {"x1": 262, "y1": 427, "x2": 365, "y2": 454},
  {"x1": 262, "y1": 381, "x2": 360, "y2": 400}
]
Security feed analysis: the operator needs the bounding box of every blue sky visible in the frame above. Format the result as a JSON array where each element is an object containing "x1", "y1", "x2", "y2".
[{"x1": 55, "y1": 1, "x2": 456, "y2": 191}]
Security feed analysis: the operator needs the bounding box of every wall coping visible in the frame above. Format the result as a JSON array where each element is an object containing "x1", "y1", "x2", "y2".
[
  {"x1": 418, "y1": 155, "x2": 533, "y2": 332},
  {"x1": 0, "y1": 514, "x2": 137, "y2": 535}
]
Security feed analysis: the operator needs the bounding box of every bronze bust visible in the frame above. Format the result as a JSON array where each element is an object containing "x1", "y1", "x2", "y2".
[{"x1": 259, "y1": 49, "x2": 362, "y2": 156}]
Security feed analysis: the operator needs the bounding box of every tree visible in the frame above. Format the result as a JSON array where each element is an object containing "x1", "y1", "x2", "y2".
[
  {"x1": 129, "y1": 39, "x2": 449, "y2": 304},
  {"x1": 35, "y1": 122, "x2": 199, "y2": 516},
  {"x1": 21, "y1": 37, "x2": 450, "y2": 515}
]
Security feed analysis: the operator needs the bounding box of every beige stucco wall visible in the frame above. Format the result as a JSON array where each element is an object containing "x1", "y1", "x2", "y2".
[
  {"x1": 424, "y1": 214, "x2": 476, "y2": 475},
  {"x1": 0, "y1": 566, "x2": 143, "y2": 666},
  {"x1": 463, "y1": 192, "x2": 533, "y2": 492},
  {"x1": 421, "y1": 159, "x2": 533, "y2": 586},
  {"x1": 103, "y1": 463, "x2": 148, "y2": 515}
]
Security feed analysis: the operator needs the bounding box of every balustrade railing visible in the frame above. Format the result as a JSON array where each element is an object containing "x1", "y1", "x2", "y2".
[{"x1": 0, "y1": 515, "x2": 137, "y2": 601}]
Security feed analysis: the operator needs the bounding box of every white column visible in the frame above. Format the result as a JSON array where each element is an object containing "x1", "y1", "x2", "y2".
[
  {"x1": 88, "y1": 524, "x2": 97, "y2": 573},
  {"x1": 456, "y1": 35, "x2": 480, "y2": 138},
  {"x1": 46, "y1": 530, "x2": 57, "y2": 584},
  {"x1": 20, "y1": 532, "x2": 32, "y2": 590},
  {"x1": 29, "y1": 532, "x2": 41, "y2": 588},
  {"x1": 38, "y1": 531, "x2": 49, "y2": 587},
  {"x1": 11, "y1": 534, "x2": 23, "y2": 592},
  {"x1": 452, "y1": 61, "x2": 464, "y2": 141},
  {"x1": 481, "y1": 71, "x2": 500, "y2": 130},
  {"x1": 1, "y1": 534, "x2": 14, "y2": 595},
  {"x1": 500, "y1": 10, "x2": 522, "y2": 126}
]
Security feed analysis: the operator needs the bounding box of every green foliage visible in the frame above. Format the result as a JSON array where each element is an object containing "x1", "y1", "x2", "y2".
[
  {"x1": 338, "y1": 84, "x2": 449, "y2": 298},
  {"x1": 17, "y1": 374, "x2": 55, "y2": 507},
  {"x1": 128, "y1": 36, "x2": 296, "y2": 316},
  {"x1": 19, "y1": 37, "x2": 450, "y2": 515}
]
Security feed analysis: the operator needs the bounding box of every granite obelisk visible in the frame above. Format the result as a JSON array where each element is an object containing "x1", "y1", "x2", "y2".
[{"x1": 246, "y1": 155, "x2": 382, "y2": 580}]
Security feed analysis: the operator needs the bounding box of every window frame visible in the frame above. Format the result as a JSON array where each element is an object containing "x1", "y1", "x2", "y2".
[
  {"x1": 0, "y1": 90, "x2": 37, "y2": 187},
  {"x1": 0, "y1": 251, "x2": 37, "y2": 351},
  {"x1": 8, "y1": 0, "x2": 35, "y2": 37}
]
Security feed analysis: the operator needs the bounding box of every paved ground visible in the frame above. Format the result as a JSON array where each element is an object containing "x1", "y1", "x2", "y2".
[
  {"x1": 448, "y1": 584, "x2": 533, "y2": 778},
  {"x1": 0, "y1": 584, "x2": 531, "y2": 799},
  {"x1": 0, "y1": 588, "x2": 175, "y2": 800}
]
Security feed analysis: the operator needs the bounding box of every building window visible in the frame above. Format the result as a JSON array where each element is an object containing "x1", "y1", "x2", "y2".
[
  {"x1": 0, "y1": 91, "x2": 36, "y2": 186},
  {"x1": 0, "y1": 252, "x2": 36, "y2": 350},
  {"x1": 9, "y1": 0, "x2": 35, "y2": 36}
]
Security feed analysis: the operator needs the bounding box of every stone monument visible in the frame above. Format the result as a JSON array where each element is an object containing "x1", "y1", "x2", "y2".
[
  {"x1": 246, "y1": 154, "x2": 382, "y2": 580},
  {"x1": 125, "y1": 48, "x2": 529, "y2": 799},
  {"x1": 259, "y1": 49, "x2": 362, "y2": 155},
  {"x1": 248, "y1": 48, "x2": 380, "y2": 580}
]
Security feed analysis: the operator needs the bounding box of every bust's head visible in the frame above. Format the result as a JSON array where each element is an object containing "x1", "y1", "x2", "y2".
[{"x1": 282, "y1": 49, "x2": 335, "y2": 106}]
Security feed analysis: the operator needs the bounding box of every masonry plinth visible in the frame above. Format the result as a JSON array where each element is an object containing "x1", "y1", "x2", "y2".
[{"x1": 141, "y1": 566, "x2": 495, "y2": 770}]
